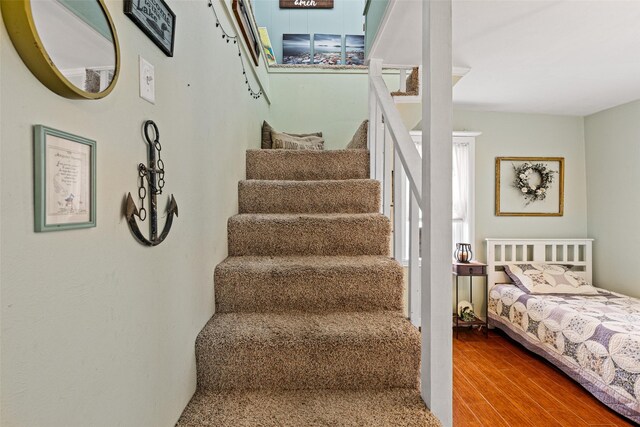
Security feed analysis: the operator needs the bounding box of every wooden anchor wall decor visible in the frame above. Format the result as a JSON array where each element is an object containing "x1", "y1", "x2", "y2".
[{"x1": 125, "y1": 120, "x2": 178, "y2": 246}]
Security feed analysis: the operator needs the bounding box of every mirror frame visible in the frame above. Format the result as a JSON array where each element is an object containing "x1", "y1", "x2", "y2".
[{"x1": 1, "y1": 0, "x2": 121, "y2": 100}]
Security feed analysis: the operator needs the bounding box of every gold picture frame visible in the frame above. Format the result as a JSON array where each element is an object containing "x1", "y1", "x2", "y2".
[{"x1": 495, "y1": 157, "x2": 564, "y2": 217}]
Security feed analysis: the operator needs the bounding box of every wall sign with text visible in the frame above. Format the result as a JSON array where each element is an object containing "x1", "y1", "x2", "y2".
[
  {"x1": 280, "y1": 0, "x2": 334, "y2": 9},
  {"x1": 124, "y1": 0, "x2": 176, "y2": 57},
  {"x1": 33, "y1": 125, "x2": 97, "y2": 232}
]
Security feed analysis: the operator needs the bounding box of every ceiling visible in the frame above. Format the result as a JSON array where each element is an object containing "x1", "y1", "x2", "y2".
[{"x1": 369, "y1": 0, "x2": 640, "y2": 116}]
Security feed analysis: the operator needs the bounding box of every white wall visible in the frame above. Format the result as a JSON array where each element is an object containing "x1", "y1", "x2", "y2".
[
  {"x1": 0, "y1": 2, "x2": 268, "y2": 426},
  {"x1": 585, "y1": 100, "x2": 640, "y2": 297},
  {"x1": 453, "y1": 110, "x2": 589, "y2": 263}
]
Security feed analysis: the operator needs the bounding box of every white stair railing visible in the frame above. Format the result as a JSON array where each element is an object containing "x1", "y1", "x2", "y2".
[{"x1": 367, "y1": 58, "x2": 422, "y2": 327}]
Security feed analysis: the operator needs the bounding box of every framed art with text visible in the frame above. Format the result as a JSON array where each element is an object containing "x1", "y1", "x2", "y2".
[
  {"x1": 34, "y1": 125, "x2": 97, "y2": 232},
  {"x1": 495, "y1": 157, "x2": 564, "y2": 217},
  {"x1": 280, "y1": 0, "x2": 333, "y2": 9},
  {"x1": 124, "y1": 0, "x2": 176, "y2": 57}
]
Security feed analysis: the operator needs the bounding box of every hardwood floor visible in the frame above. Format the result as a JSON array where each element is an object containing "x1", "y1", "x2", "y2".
[{"x1": 453, "y1": 329, "x2": 637, "y2": 427}]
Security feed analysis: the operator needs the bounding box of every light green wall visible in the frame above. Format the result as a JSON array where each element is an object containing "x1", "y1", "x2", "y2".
[
  {"x1": 268, "y1": 69, "x2": 398, "y2": 150},
  {"x1": 585, "y1": 100, "x2": 640, "y2": 297},
  {"x1": 453, "y1": 110, "x2": 589, "y2": 264},
  {"x1": 0, "y1": 2, "x2": 268, "y2": 426},
  {"x1": 364, "y1": 0, "x2": 388, "y2": 58}
]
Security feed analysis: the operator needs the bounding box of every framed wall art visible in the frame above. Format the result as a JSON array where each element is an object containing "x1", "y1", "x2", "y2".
[
  {"x1": 345, "y1": 35, "x2": 365, "y2": 65},
  {"x1": 34, "y1": 125, "x2": 97, "y2": 232},
  {"x1": 259, "y1": 27, "x2": 277, "y2": 65},
  {"x1": 232, "y1": 0, "x2": 260, "y2": 66},
  {"x1": 124, "y1": 0, "x2": 176, "y2": 57},
  {"x1": 313, "y1": 34, "x2": 342, "y2": 65},
  {"x1": 282, "y1": 34, "x2": 311, "y2": 65},
  {"x1": 280, "y1": 0, "x2": 334, "y2": 9},
  {"x1": 495, "y1": 157, "x2": 564, "y2": 217}
]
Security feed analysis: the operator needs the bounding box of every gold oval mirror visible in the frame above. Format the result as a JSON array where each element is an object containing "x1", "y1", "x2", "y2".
[{"x1": 1, "y1": 0, "x2": 120, "y2": 99}]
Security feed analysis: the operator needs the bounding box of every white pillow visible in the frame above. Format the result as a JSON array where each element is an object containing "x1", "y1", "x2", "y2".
[
  {"x1": 271, "y1": 131, "x2": 324, "y2": 150},
  {"x1": 504, "y1": 263, "x2": 598, "y2": 295}
]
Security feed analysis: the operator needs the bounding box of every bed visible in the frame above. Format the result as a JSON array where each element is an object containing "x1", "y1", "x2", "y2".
[{"x1": 486, "y1": 238, "x2": 640, "y2": 424}]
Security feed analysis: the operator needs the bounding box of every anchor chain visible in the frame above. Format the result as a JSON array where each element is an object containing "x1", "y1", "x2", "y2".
[
  {"x1": 135, "y1": 123, "x2": 166, "y2": 221},
  {"x1": 137, "y1": 164, "x2": 147, "y2": 221}
]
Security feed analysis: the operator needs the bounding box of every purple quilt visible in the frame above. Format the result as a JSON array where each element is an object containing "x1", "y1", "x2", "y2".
[{"x1": 489, "y1": 284, "x2": 640, "y2": 424}]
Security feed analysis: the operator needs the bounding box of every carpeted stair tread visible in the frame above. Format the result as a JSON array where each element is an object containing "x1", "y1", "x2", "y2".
[
  {"x1": 195, "y1": 311, "x2": 420, "y2": 390},
  {"x1": 228, "y1": 213, "x2": 390, "y2": 256},
  {"x1": 178, "y1": 147, "x2": 440, "y2": 425},
  {"x1": 238, "y1": 179, "x2": 380, "y2": 214},
  {"x1": 176, "y1": 389, "x2": 442, "y2": 427},
  {"x1": 246, "y1": 149, "x2": 369, "y2": 181},
  {"x1": 215, "y1": 255, "x2": 403, "y2": 313}
]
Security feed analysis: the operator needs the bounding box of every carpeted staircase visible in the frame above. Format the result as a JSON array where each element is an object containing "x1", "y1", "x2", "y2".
[{"x1": 176, "y1": 149, "x2": 440, "y2": 426}]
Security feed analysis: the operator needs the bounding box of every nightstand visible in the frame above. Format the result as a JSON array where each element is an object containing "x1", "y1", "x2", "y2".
[{"x1": 452, "y1": 261, "x2": 488, "y2": 338}]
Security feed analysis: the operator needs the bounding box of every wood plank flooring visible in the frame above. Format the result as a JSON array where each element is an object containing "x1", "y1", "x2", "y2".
[{"x1": 453, "y1": 329, "x2": 637, "y2": 427}]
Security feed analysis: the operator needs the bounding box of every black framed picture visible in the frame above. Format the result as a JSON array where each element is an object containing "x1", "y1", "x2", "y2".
[{"x1": 124, "y1": 0, "x2": 176, "y2": 57}]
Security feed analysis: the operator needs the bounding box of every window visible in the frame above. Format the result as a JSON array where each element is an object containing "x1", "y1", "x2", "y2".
[
  {"x1": 400, "y1": 132, "x2": 478, "y2": 263},
  {"x1": 452, "y1": 134, "x2": 477, "y2": 253}
]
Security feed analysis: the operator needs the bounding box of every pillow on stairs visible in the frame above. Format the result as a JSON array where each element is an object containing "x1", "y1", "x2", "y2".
[
  {"x1": 261, "y1": 121, "x2": 323, "y2": 149},
  {"x1": 346, "y1": 120, "x2": 368, "y2": 149},
  {"x1": 271, "y1": 130, "x2": 324, "y2": 150}
]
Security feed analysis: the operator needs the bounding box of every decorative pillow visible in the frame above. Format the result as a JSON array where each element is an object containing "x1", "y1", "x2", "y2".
[
  {"x1": 346, "y1": 120, "x2": 368, "y2": 149},
  {"x1": 504, "y1": 263, "x2": 598, "y2": 295},
  {"x1": 270, "y1": 131, "x2": 324, "y2": 150},
  {"x1": 261, "y1": 121, "x2": 322, "y2": 149}
]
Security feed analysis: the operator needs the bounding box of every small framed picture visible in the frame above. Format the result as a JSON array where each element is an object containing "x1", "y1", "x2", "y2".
[
  {"x1": 34, "y1": 125, "x2": 97, "y2": 231},
  {"x1": 495, "y1": 157, "x2": 564, "y2": 217},
  {"x1": 124, "y1": 0, "x2": 176, "y2": 57}
]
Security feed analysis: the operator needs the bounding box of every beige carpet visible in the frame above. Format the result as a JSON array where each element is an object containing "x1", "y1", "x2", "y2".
[
  {"x1": 177, "y1": 389, "x2": 441, "y2": 427},
  {"x1": 176, "y1": 149, "x2": 441, "y2": 426},
  {"x1": 238, "y1": 179, "x2": 380, "y2": 214}
]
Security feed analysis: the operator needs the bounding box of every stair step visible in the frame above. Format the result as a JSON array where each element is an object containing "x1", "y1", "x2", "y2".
[
  {"x1": 176, "y1": 389, "x2": 441, "y2": 427},
  {"x1": 195, "y1": 311, "x2": 420, "y2": 391},
  {"x1": 215, "y1": 255, "x2": 403, "y2": 313},
  {"x1": 238, "y1": 179, "x2": 380, "y2": 214},
  {"x1": 246, "y1": 149, "x2": 369, "y2": 181},
  {"x1": 228, "y1": 213, "x2": 390, "y2": 256}
]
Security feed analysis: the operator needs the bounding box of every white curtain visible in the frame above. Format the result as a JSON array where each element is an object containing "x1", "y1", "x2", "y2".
[{"x1": 452, "y1": 142, "x2": 470, "y2": 247}]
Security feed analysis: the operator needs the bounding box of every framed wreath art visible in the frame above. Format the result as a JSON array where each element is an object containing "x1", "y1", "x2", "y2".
[{"x1": 495, "y1": 157, "x2": 564, "y2": 217}]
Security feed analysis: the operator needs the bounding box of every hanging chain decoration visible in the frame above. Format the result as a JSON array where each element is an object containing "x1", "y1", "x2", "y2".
[
  {"x1": 207, "y1": 0, "x2": 263, "y2": 99},
  {"x1": 125, "y1": 120, "x2": 178, "y2": 246}
]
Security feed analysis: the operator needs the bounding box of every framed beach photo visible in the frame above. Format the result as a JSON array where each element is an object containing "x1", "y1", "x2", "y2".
[
  {"x1": 313, "y1": 34, "x2": 342, "y2": 65},
  {"x1": 345, "y1": 35, "x2": 365, "y2": 65},
  {"x1": 495, "y1": 157, "x2": 564, "y2": 217},
  {"x1": 34, "y1": 125, "x2": 97, "y2": 232},
  {"x1": 282, "y1": 34, "x2": 311, "y2": 65}
]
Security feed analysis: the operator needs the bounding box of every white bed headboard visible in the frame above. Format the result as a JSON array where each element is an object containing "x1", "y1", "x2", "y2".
[{"x1": 485, "y1": 238, "x2": 593, "y2": 290}]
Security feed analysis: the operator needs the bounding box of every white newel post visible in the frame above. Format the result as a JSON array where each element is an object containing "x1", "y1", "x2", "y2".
[{"x1": 421, "y1": 1, "x2": 453, "y2": 426}]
